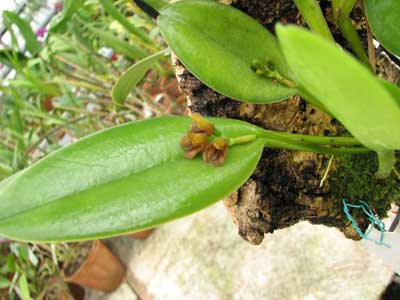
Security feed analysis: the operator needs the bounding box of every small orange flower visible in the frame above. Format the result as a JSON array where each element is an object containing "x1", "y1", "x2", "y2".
[
  {"x1": 190, "y1": 113, "x2": 214, "y2": 136},
  {"x1": 202, "y1": 137, "x2": 229, "y2": 166},
  {"x1": 181, "y1": 132, "x2": 209, "y2": 159}
]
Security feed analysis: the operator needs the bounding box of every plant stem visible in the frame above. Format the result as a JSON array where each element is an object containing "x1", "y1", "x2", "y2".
[
  {"x1": 262, "y1": 136, "x2": 369, "y2": 155},
  {"x1": 22, "y1": 116, "x2": 86, "y2": 160},
  {"x1": 362, "y1": 0, "x2": 377, "y2": 72},
  {"x1": 252, "y1": 60, "x2": 297, "y2": 88},
  {"x1": 272, "y1": 72, "x2": 297, "y2": 89},
  {"x1": 54, "y1": 105, "x2": 110, "y2": 117},
  {"x1": 225, "y1": 131, "x2": 366, "y2": 155},
  {"x1": 293, "y1": 0, "x2": 334, "y2": 41},
  {"x1": 366, "y1": 22, "x2": 376, "y2": 72},
  {"x1": 65, "y1": 78, "x2": 108, "y2": 93},
  {"x1": 229, "y1": 135, "x2": 257, "y2": 146},
  {"x1": 262, "y1": 130, "x2": 361, "y2": 146},
  {"x1": 61, "y1": 70, "x2": 109, "y2": 90},
  {"x1": 54, "y1": 55, "x2": 110, "y2": 86},
  {"x1": 319, "y1": 155, "x2": 334, "y2": 187}
]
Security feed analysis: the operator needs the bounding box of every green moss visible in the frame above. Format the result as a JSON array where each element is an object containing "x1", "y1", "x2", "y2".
[{"x1": 329, "y1": 151, "x2": 400, "y2": 219}]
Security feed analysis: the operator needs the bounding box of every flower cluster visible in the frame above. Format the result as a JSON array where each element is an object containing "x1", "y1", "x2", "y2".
[{"x1": 181, "y1": 113, "x2": 228, "y2": 166}]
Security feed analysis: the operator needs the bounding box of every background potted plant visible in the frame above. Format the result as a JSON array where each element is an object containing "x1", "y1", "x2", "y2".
[{"x1": 60, "y1": 240, "x2": 126, "y2": 293}]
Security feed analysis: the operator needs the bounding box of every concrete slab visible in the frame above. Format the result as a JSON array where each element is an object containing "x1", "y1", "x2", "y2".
[{"x1": 107, "y1": 203, "x2": 393, "y2": 300}]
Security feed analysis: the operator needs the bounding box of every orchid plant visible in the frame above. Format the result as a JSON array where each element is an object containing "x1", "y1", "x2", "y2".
[{"x1": 0, "y1": 0, "x2": 399, "y2": 242}]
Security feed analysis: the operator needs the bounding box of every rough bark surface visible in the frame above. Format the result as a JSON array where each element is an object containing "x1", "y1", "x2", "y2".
[{"x1": 173, "y1": 0, "x2": 400, "y2": 245}]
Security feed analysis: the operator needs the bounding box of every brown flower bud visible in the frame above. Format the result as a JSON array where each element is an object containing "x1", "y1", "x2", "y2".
[
  {"x1": 202, "y1": 137, "x2": 229, "y2": 166},
  {"x1": 190, "y1": 113, "x2": 214, "y2": 136},
  {"x1": 181, "y1": 132, "x2": 209, "y2": 159}
]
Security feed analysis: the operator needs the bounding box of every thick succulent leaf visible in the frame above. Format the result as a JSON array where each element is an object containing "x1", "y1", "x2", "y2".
[
  {"x1": 0, "y1": 116, "x2": 264, "y2": 242},
  {"x1": 112, "y1": 49, "x2": 169, "y2": 105},
  {"x1": 293, "y1": 0, "x2": 334, "y2": 41},
  {"x1": 331, "y1": 0, "x2": 356, "y2": 17},
  {"x1": 364, "y1": 0, "x2": 400, "y2": 56},
  {"x1": 158, "y1": 0, "x2": 297, "y2": 103},
  {"x1": 380, "y1": 80, "x2": 400, "y2": 105},
  {"x1": 376, "y1": 150, "x2": 395, "y2": 179},
  {"x1": 143, "y1": 0, "x2": 169, "y2": 11},
  {"x1": 277, "y1": 25, "x2": 400, "y2": 151}
]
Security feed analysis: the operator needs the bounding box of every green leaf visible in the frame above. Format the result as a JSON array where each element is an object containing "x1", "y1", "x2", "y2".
[
  {"x1": 380, "y1": 80, "x2": 400, "y2": 105},
  {"x1": 99, "y1": 0, "x2": 153, "y2": 44},
  {"x1": 2, "y1": 11, "x2": 41, "y2": 56},
  {"x1": 331, "y1": 0, "x2": 369, "y2": 67},
  {"x1": 0, "y1": 50, "x2": 28, "y2": 69},
  {"x1": 276, "y1": 25, "x2": 400, "y2": 152},
  {"x1": 6, "y1": 254, "x2": 16, "y2": 273},
  {"x1": 0, "y1": 116, "x2": 264, "y2": 242},
  {"x1": 7, "y1": 79, "x2": 61, "y2": 97},
  {"x1": 365, "y1": 0, "x2": 400, "y2": 56},
  {"x1": 11, "y1": 105, "x2": 25, "y2": 167},
  {"x1": 18, "y1": 274, "x2": 32, "y2": 300},
  {"x1": 331, "y1": 0, "x2": 356, "y2": 17},
  {"x1": 158, "y1": 0, "x2": 297, "y2": 104},
  {"x1": 0, "y1": 276, "x2": 10, "y2": 289},
  {"x1": 46, "y1": 35, "x2": 76, "y2": 54},
  {"x1": 293, "y1": 0, "x2": 334, "y2": 41},
  {"x1": 112, "y1": 49, "x2": 169, "y2": 105},
  {"x1": 17, "y1": 245, "x2": 30, "y2": 263},
  {"x1": 49, "y1": 0, "x2": 80, "y2": 33},
  {"x1": 88, "y1": 26, "x2": 147, "y2": 60},
  {"x1": 0, "y1": 162, "x2": 12, "y2": 180}
]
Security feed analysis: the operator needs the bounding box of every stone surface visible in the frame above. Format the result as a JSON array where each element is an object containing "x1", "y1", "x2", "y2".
[
  {"x1": 85, "y1": 281, "x2": 138, "y2": 300},
  {"x1": 107, "y1": 203, "x2": 393, "y2": 300}
]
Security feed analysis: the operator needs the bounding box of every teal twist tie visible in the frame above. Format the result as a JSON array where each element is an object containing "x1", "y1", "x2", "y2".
[{"x1": 342, "y1": 199, "x2": 390, "y2": 248}]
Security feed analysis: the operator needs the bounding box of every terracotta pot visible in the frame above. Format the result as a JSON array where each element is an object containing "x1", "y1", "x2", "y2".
[
  {"x1": 64, "y1": 240, "x2": 126, "y2": 293},
  {"x1": 162, "y1": 77, "x2": 181, "y2": 98},
  {"x1": 129, "y1": 228, "x2": 155, "y2": 239}
]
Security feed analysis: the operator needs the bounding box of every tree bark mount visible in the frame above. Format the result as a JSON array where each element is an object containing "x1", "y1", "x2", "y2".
[{"x1": 172, "y1": 0, "x2": 400, "y2": 245}]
